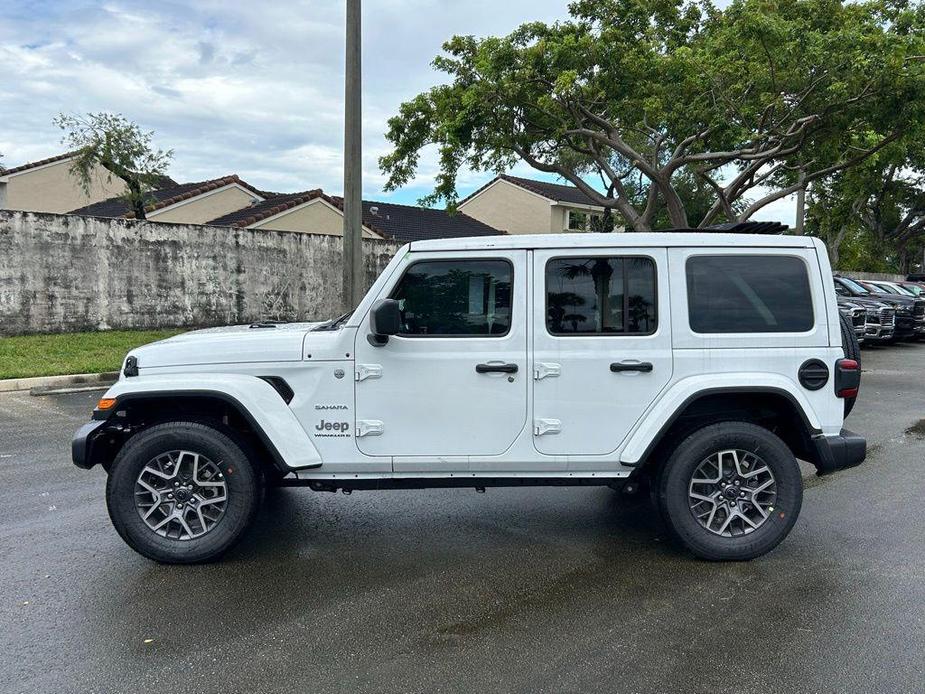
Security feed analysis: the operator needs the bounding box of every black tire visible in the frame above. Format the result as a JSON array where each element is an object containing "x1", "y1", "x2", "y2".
[
  {"x1": 839, "y1": 312, "x2": 861, "y2": 417},
  {"x1": 658, "y1": 422, "x2": 803, "y2": 561},
  {"x1": 106, "y1": 421, "x2": 261, "y2": 564}
]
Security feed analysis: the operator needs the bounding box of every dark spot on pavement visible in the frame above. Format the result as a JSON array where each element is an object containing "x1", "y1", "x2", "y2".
[{"x1": 905, "y1": 419, "x2": 925, "y2": 439}]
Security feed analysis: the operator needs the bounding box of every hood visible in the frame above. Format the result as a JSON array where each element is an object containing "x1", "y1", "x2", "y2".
[
  {"x1": 842, "y1": 296, "x2": 890, "y2": 309},
  {"x1": 128, "y1": 322, "x2": 321, "y2": 370},
  {"x1": 864, "y1": 290, "x2": 916, "y2": 305}
]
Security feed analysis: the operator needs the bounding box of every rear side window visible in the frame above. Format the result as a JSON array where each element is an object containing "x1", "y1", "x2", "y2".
[
  {"x1": 686, "y1": 255, "x2": 814, "y2": 333},
  {"x1": 546, "y1": 256, "x2": 657, "y2": 335},
  {"x1": 390, "y1": 259, "x2": 513, "y2": 336}
]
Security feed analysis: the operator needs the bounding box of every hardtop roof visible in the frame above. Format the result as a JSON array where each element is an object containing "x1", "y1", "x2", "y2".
[{"x1": 408, "y1": 232, "x2": 820, "y2": 252}]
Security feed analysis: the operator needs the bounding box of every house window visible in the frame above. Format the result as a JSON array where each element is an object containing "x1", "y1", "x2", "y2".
[
  {"x1": 566, "y1": 209, "x2": 604, "y2": 232},
  {"x1": 546, "y1": 256, "x2": 657, "y2": 335}
]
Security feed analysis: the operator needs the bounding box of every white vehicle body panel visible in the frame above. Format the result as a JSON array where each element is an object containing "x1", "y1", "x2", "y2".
[
  {"x1": 102, "y1": 374, "x2": 323, "y2": 469},
  {"x1": 532, "y1": 247, "x2": 673, "y2": 456},
  {"x1": 353, "y1": 250, "x2": 529, "y2": 461}
]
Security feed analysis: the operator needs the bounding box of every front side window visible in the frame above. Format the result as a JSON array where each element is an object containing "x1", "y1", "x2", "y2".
[
  {"x1": 546, "y1": 256, "x2": 657, "y2": 335},
  {"x1": 687, "y1": 255, "x2": 814, "y2": 333},
  {"x1": 390, "y1": 259, "x2": 513, "y2": 336}
]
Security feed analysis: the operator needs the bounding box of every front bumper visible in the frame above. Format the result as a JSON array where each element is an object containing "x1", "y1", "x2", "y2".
[
  {"x1": 812, "y1": 428, "x2": 866, "y2": 475},
  {"x1": 72, "y1": 420, "x2": 108, "y2": 469}
]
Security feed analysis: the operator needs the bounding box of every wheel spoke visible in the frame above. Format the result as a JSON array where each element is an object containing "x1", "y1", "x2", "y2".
[
  {"x1": 135, "y1": 449, "x2": 228, "y2": 541},
  {"x1": 688, "y1": 448, "x2": 776, "y2": 538}
]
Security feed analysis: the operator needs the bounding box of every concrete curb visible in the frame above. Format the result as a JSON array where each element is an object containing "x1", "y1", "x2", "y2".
[{"x1": 0, "y1": 372, "x2": 119, "y2": 395}]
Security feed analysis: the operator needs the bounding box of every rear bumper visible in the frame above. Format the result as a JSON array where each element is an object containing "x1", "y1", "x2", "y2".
[
  {"x1": 72, "y1": 420, "x2": 107, "y2": 469},
  {"x1": 812, "y1": 428, "x2": 866, "y2": 475}
]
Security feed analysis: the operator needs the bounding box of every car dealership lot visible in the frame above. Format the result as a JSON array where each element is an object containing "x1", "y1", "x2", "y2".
[{"x1": 1, "y1": 344, "x2": 924, "y2": 694}]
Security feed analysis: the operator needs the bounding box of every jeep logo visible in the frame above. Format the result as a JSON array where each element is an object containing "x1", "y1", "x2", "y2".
[{"x1": 316, "y1": 420, "x2": 349, "y2": 433}]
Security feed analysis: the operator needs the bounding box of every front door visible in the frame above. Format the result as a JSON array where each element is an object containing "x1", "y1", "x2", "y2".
[
  {"x1": 532, "y1": 248, "x2": 672, "y2": 456},
  {"x1": 353, "y1": 250, "x2": 528, "y2": 462}
]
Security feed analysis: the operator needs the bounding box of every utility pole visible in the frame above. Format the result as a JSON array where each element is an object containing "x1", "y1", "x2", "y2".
[{"x1": 343, "y1": 0, "x2": 363, "y2": 310}]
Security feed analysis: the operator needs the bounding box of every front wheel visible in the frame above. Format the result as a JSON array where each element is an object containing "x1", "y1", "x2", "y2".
[
  {"x1": 106, "y1": 421, "x2": 262, "y2": 564},
  {"x1": 658, "y1": 422, "x2": 803, "y2": 561}
]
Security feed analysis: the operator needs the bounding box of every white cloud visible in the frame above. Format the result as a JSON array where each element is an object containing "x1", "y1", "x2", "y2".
[{"x1": 0, "y1": 0, "x2": 568, "y2": 202}]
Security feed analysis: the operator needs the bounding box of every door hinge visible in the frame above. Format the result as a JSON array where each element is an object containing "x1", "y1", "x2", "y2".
[
  {"x1": 534, "y1": 418, "x2": 562, "y2": 436},
  {"x1": 355, "y1": 364, "x2": 383, "y2": 382},
  {"x1": 356, "y1": 420, "x2": 384, "y2": 437},
  {"x1": 534, "y1": 362, "x2": 561, "y2": 380}
]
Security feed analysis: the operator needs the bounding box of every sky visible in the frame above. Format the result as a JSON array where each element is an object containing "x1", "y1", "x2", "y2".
[{"x1": 0, "y1": 0, "x2": 794, "y2": 224}]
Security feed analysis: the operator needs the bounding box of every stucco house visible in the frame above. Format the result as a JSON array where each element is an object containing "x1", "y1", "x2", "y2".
[
  {"x1": 69, "y1": 175, "x2": 265, "y2": 225},
  {"x1": 458, "y1": 174, "x2": 619, "y2": 234},
  {"x1": 0, "y1": 152, "x2": 129, "y2": 214},
  {"x1": 207, "y1": 190, "x2": 499, "y2": 244}
]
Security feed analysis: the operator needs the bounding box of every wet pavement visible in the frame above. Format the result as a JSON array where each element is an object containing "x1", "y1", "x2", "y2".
[{"x1": 1, "y1": 343, "x2": 924, "y2": 693}]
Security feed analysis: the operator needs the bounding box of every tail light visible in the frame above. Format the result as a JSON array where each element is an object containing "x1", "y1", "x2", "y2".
[{"x1": 835, "y1": 358, "x2": 860, "y2": 398}]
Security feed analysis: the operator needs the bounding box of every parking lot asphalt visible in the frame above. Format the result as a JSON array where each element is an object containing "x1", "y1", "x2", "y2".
[{"x1": 1, "y1": 344, "x2": 924, "y2": 694}]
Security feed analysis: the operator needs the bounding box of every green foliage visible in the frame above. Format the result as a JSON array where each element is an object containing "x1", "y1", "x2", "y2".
[
  {"x1": 0, "y1": 329, "x2": 184, "y2": 380},
  {"x1": 54, "y1": 113, "x2": 173, "y2": 219},
  {"x1": 806, "y1": 119, "x2": 925, "y2": 272},
  {"x1": 381, "y1": 0, "x2": 925, "y2": 232}
]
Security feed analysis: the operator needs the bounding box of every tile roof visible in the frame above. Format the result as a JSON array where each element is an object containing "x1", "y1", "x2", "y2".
[
  {"x1": 68, "y1": 175, "x2": 262, "y2": 218},
  {"x1": 0, "y1": 151, "x2": 77, "y2": 176},
  {"x1": 205, "y1": 189, "x2": 330, "y2": 228},
  {"x1": 461, "y1": 174, "x2": 603, "y2": 207},
  {"x1": 348, "y1": 198, "x2": 501, "y2": 243},
  {"x1": 206, "y1": 190, "x2": 502, "y2": 243}
]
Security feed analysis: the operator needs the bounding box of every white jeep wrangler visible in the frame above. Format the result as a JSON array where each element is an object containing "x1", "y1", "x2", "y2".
[{"x1": 73, "y1": 232, "x2": 866, "y2": 563}]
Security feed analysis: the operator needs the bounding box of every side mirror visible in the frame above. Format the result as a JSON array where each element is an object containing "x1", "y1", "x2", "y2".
[{"x1": 368, "y1": 299, "x2": 400, "y2": 346}]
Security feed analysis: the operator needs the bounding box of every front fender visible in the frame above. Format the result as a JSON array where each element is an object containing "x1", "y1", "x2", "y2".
[
  {"x1": 619, "y1": 373, "x2": 821, "y2": 466},
  {"x1": 99, "y1": 374, "x2": 322, "y2": 470}
]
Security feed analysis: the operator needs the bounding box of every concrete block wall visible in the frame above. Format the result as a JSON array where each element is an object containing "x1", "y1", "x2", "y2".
[
  {"x1": 0, "y1": 210, "x2": 402, "y2": 336},
  {"x1": 837, "y1": 270, "x2": 907, "y2": 282}
]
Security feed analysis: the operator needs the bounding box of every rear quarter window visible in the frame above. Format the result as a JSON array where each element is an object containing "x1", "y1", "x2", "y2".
[{"x1": 686, "y1": 255, "x2": 814, "y2": 333}]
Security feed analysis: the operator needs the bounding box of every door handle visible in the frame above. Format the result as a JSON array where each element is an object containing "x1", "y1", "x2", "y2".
[
  {"x1": 610, "y1": 361, "x2": 653, "y2": 373},
  {"x1": 476, "y1": 362, "x2": 519, "y2": 374}
]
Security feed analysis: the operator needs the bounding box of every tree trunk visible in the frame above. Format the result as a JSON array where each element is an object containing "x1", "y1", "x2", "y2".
[
  {"x1": 127, "y1": 179, "x2": 146, "y2": 220},
  {"x1": 828, "y1": 224, "x2": 847, "y2": 269},
  {"x1": 794, "y1": 186, "x2": 806, "y2": 235}
]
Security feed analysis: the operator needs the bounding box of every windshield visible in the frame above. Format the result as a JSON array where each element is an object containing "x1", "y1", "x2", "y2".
[
  {"x1": 889, "y1": 283, "x2": 914, "y2": 296},
  {"x1": 838, "y1": 277, "x2": 869, "y2": 295},
  {"x1": 902, "y1": 284, "x2": 923, "y2": 296},
  {"x1": 858, "y1": 281, "x2": 884, "y2": 293},
  {"x1": 876, "y1": 282, "x2": 910, "y2": 296}
]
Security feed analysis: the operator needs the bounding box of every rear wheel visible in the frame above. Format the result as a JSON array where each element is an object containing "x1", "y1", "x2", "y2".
[
  {"x1": 659, "y1": 422, "x2": 803, "y2": 561},
  {"x1": 106, "y1": 421, "x2": 261, "y2": 564}
]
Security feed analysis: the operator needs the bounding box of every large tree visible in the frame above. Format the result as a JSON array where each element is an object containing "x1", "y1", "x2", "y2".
[
  {"x1": 381, "y1": 0, "x2": 925, "y2": 231},
  {"x1": 54, "y1": 113, "x2": 173, "y2": 220},
  {"x1": 807, "y1": 132, "x2": 925, "y2": 271}
]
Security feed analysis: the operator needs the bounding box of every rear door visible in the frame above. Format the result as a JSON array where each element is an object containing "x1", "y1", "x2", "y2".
[{"x1": 532, "y1": 248, "x2": 672, "y2": 456}]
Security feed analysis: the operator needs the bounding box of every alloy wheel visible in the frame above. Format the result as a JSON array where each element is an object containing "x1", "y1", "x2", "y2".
[
  {"x1": 687, "y1": 449, "x2": 777, "y2": 537},
  {"x1": 134, "y1": 450, "x2": 228, "y2": 540}
]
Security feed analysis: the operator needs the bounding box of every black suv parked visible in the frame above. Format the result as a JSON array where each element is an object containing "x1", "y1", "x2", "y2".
[
  {"x1": 833, "y1": 277, "x2": 897, "y2": 342},
  {"x1": 856, "y1": 279, "x2": 925, "y2": 339},
  {"x1": 834, "y1": 276, "x2": 919, "y2": 340},
  {"x1": 837, "y1": 297, "x2": 866, "y2": 343}
]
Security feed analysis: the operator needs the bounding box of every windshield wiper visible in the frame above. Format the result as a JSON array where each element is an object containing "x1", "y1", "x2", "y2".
[{"x1": 312, "y1": 312, "x2": 352, "y2": 331}]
